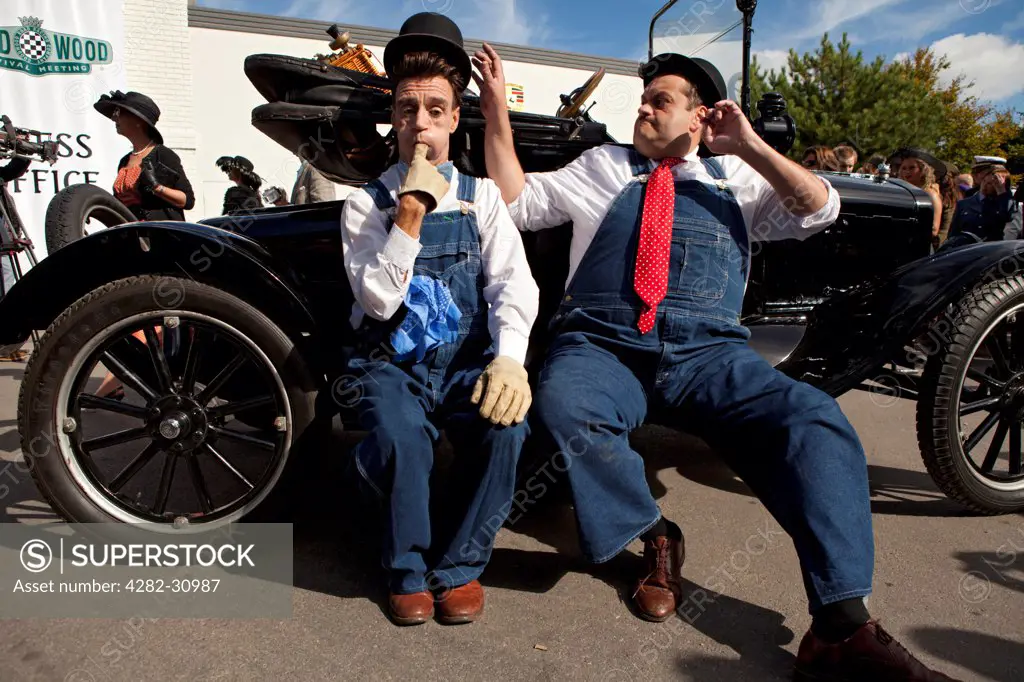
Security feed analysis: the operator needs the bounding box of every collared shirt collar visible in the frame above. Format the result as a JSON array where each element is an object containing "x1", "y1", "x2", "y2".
[{"x1": 395, "y1": 159, "x2": 456, "y2": 184}]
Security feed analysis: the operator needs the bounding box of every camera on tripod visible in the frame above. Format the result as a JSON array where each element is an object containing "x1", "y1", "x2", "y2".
[
  {"x1": 0, "y1": 114, "x2": 59, "y2": 167},
  {"x1": 752, "y1": 92, "x2": 797, "y2": 156}
]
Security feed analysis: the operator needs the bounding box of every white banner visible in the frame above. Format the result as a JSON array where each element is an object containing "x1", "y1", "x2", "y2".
[{"x1": 0, "y1": 0, "x2": 126, "y2": 262}]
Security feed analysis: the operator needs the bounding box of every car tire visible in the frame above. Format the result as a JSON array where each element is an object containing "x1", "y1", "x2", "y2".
[
  {"x1": 44, "y1": 183, "x2": 137, "y2": 255},
  {"x1": 917, "y1": 273, "x2": 1024, "y2": 514},
  {"x1": 17, "y1": 275, "x2": 316, "y2": 529}
]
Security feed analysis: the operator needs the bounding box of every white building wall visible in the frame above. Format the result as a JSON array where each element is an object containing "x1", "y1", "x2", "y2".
[{"x1": 123, "y1": 0, "x2": 198, "y2": 219}]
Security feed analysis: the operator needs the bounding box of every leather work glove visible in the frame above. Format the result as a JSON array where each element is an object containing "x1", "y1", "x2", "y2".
[
  {"x1": 398, "y1": 142, "x2": 450, "y2": 212},
  {"x1": 471, "y1": 355, "x2": 532, "y2": 426}
]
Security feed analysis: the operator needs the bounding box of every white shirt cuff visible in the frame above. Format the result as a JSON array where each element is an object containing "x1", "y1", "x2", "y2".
[
  {"x1": 496, "y1": 330, "x2": 530, "y2": 366},
  {"x1": 797, "y1": 179, "x2": 840, "y2": 228},
  {"x1": 381, "y1": 226, "x2": 421, "y2": 269}
]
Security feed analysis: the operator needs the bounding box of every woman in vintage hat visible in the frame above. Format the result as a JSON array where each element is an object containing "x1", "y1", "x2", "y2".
[
  {"x1": 92, "y1": 91, "x2": 198, "y2": 401},
  {"x1": 94, "y1": 91, "x2": 195, "y2": 222},
  {"x1": 897, "y1": 147, "x2": 945, "y2": 242},
  {"x1": 216, "y1": 155, "x2": 263, "y2": 214}
]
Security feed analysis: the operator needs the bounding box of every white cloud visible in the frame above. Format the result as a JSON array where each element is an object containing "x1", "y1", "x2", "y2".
[
  {"x1": 795, "y1": 0, "x2": 907, "y2": 40},
  {"x1": 754, "y1": 50, "x2": 790, "y2": 76},
  {"x1": 929, "y1": 32, "x2": 1024, "y2": 101},
  {"x1": 458, "y1": 0, "x2": 552, "y2": 47}
]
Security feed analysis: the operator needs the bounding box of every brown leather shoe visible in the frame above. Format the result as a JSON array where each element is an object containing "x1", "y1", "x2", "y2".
[
  {"x1": 632, "y1": 522, "x2": 684, "y2": 622},
  {"x1": 794, "y1": 620, "x2": 963, "y2": 681},
  {"x1": 388, "y1": 591, "x2": 433, "y2": 626},
  {"x1": 435, "y1": 580, "x2": 484, "y2": 624}
]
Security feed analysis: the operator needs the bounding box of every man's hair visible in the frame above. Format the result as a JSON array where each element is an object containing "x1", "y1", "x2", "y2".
[
  {"x1": 834, "y1": 145, "x2": 857, "y2": 165},
  {"x1": 391, "y1": 51, "x2": 466, "y2": 110},
  {"x1": 676, "y1": 76, "x2": 704, "y2": 110}
]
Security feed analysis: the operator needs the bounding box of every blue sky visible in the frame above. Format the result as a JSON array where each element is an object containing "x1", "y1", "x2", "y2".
[{"x1": 197, "y1": 0, "x2": 1024, "y2": 113}]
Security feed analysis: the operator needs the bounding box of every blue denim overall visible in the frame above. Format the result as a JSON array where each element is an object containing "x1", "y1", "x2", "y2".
[
  {"x1": 344, "y1": 170, "x2": 529, "y2": 594},
  {"x1": 532, "y1": 150, "x2": 874, "y2": 614}
]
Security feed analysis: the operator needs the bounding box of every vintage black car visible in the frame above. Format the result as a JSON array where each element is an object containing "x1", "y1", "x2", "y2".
[{"x1": 2, "y1": 1, "x2": 1023, "y2": 531}]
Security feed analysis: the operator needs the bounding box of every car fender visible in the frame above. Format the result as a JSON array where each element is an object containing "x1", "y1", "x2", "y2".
[
  {"x1": 0, "y1": 221, "x2": 319, "y2": 348},
  {"x1": 776, "y1": 240, "x2": 1024, "y2": 397}
]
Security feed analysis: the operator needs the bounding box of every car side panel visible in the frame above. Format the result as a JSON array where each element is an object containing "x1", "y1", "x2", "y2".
[{"x1": 777, "y1": 240, "x2": 1024, "y2": 397}]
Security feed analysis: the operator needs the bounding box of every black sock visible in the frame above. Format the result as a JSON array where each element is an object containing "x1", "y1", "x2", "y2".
[
  {"x1": 811, "y1": 598, "x2": 871, "y2": 643},
  {"x1": 640, "y1": 517, "x2": 668, "y2": 542}
]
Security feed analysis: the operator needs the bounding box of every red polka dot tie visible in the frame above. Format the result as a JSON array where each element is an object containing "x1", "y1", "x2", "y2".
[{"x1": 634, "y1": 156, "x2": 682, "y2": 334}]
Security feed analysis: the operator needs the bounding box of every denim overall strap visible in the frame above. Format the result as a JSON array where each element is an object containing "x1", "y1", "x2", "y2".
[
  {"x1": 457, "y1": 172, "x2": 477, "y2": 202},
  {"x1": 628, "y1": 147, "x2": 651, "y2": 176},
  {"x1": 362, "y1": 178, "x2": 394, "y2": 211},
  {"x1": 702, "y1": 157, "x2": 725, "y2": 180}
]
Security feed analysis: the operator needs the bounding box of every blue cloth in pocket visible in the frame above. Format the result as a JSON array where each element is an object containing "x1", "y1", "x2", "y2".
[{"x1": 390, "y1": 275, "x2": 462, "y2": 362}]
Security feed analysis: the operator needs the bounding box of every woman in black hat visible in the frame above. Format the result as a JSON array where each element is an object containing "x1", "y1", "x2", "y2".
[
  {"x1": 216, "y1": 156, "x2": 264, "y2": 215},
  {"x1": 94, "y1": 91, "x2": 195, "y2": 222},
  {"x1": 92, "y1": 91, "x2": 196, "y2": 401},
  {"x1": 897, "y1": 148, "x2": 944, "y2": 241}
]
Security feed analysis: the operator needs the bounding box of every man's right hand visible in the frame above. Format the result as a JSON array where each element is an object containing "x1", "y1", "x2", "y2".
[
  {"x1": 472, "y1": 43, "x2": 508, "y2": 123},
  {"x1": 398, "y1": 142, "x2": 450, "y2": 213}
]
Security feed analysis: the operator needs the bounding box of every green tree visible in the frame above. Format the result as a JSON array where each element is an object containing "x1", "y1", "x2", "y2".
[{"x1": 749, "y1": 33, "x2": 1021, "y2": 169}]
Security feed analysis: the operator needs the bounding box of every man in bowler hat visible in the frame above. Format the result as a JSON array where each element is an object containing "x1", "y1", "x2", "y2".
[
  {"x1": 473, "y1": 44, "x2": 961, "y2": 681},
  {"x1": 339, "y1": 12, "x2": 539, "y2": 626}
]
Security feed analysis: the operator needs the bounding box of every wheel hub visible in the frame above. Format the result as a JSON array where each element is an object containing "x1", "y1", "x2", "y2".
[
  {"x1": 158, "y1": 413, "x2": 190, "y2": 440},
  {"x1": 149, "y1": 394, "x2": 208, "y2": 450}
]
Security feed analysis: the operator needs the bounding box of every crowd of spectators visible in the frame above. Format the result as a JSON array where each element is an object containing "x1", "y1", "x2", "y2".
[{"x1": 799, "y1": 142, "x2": 1022, "y2": 251}]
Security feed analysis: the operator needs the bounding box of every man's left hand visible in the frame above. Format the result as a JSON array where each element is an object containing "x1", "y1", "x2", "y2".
[
  {"x1": 702, "y1": 100, "x2": 758, "y2": 156},
  {"x1": 471, "y1": 355, "x2": 531, "y2": 426}
]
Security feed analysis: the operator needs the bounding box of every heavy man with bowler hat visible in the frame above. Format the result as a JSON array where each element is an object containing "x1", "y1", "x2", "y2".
[
  {"x1": 339, "y1": 12, "x2": 538, "y2": 627},
  {"x1": 474, "y1": 44, "x2": 962, "y2": 681}
]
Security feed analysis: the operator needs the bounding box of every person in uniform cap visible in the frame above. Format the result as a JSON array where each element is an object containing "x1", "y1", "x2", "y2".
[
  {"x1": 339, "y1": 11, "x2": 538, "y2": 627},
  {"x1": 473, "y1": 43, "x2": 962, "y2": 681},
  {"x1": 942, "y1": 160, "x2": 1021, "y2": 249}
]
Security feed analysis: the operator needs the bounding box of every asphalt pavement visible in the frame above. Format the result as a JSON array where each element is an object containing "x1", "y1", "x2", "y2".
[{"x1": 0, "y1": 352, "x2": 1021, "y2": 682}]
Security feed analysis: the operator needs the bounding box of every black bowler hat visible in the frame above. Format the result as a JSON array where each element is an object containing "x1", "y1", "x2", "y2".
[
  {"x1": 639, "y1": 53, "x2": 727, "y2": 104},
  {"x1": 383, "y1": 12, "x2": 472, "y2": 86},
  {"x1": 94, "y1": 90, "x2": 164, "y2": 144}
]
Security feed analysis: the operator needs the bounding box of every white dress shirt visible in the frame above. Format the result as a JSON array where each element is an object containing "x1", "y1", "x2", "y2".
[
  {"x1": 341, "y1": 163, "x2": 539, "y2": 365},
  {"x1": 507, "y1": 144, "x2": 842, "y2": 289}
]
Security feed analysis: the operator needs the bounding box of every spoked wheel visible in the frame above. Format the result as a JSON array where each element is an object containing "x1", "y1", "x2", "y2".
[
  {"x1": 918, "y1": 274, "x2": 1024, "y2": 514},
  {"x1": 18, "y1": 275, "x2": 315, "y2": 530}
]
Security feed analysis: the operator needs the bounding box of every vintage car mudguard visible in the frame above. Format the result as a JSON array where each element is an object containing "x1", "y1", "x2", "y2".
[
  {"x1": 0, "y1": 221, "x2": 319, "y2": 349},
  {"x1": 777, "y1": 239, "x2": 1024, "y2": 396}
]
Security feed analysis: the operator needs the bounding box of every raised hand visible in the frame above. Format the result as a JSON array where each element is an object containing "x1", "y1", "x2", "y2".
[
  {"x1": 701, "y1": 99, "x2": 758, "y2": 156},
  {"x1": 471, "y1": 43, "x2": 508, "y2": 122}
]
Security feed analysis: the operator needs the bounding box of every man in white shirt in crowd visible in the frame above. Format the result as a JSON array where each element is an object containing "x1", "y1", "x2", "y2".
[
  {"x1": 473, "y1": 45, "x2": 960, "y2": 681},
  {"x1": 339, "y1": 13, "x2": 538, "y2": 627}
]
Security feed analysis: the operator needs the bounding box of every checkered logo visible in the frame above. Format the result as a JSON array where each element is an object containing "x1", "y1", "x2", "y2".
[
  {"x1": 16, "y1": 29, "x2": 49, "y2": 63},
  {"x1": 0, "y1": 15, "x2": 112, "y2": 77}
]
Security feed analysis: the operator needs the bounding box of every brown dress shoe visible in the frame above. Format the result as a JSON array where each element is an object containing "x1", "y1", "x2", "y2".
[
  {"x1": 633, "y1": 523, "x2": 684, "y2": 622},
  {"x1": 435, "y1": 580, "x2": 484, "y2": 624},
  {"x1": 388, "y1": 591, "x2": 433, "y2": 626},
  {"x1": 794, "y1": 620, "x2": 963, "y2": 681}
]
